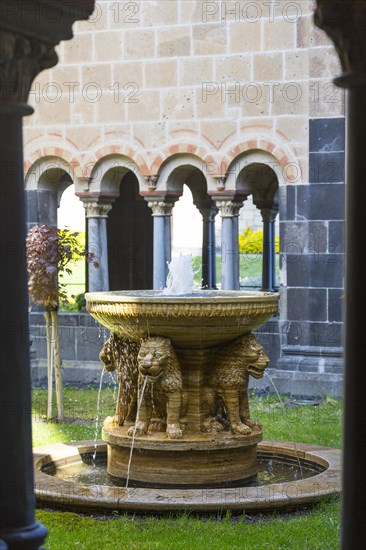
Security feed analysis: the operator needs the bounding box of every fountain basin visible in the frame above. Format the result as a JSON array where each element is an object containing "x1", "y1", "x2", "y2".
[
  {"x1": 33, "y1": 440, "x2": 341, "y2": 513},
  {"x1": 86, "y1": 290, "x2": 278, "y2": 348}
]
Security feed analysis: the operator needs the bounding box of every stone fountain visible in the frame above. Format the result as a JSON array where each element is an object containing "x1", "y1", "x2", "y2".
[
  {"x1": 86, "y1": 258, "x2": 278, "y2": 487},
  {"x1": 32, "y1": 258, "x2": 341, "y2": 512}
]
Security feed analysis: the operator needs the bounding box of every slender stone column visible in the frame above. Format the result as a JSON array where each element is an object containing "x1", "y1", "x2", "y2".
[
  {"x1": 198, "y1": 204, "x2": 218, "y2": 289},
  {"x1": 260, "y1": 208, "x2": 278, "y2": 292},
  {"x1": 0, "y1": 3, "x2": 95, "y2": 546},
  {"x1": 201, "y1": 208, "x2": 212, "y2": 289},
  {"x1": 164, "y1": 216, "x2": 172, "y2": 266},
  {"x1": 314, "y1": 2, "x2": 366, "y2": 548},
  {"x1": 83, "y1": 200, "x2": 113, "y2": 292},
  {"x1": 210, "y1": 208, "x2": 218, "y2": 289},
  {"x1": 216, "y1": 200, "x2": 243, "y2": 290},
  {"x1": 147, "y1": 200, "x2": 175, "y2": 290},
  {"x1": 232, "y1": 214, "x2": 240, "y2": 289}
]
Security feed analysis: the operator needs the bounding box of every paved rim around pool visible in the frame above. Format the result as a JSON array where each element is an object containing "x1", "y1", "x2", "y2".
[{"x1": 33, "y1": 439, "x2": 341, "y2": 513}]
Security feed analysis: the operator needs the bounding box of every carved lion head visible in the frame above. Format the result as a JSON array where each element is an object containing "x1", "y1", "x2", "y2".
[
  {"x1": 241, "y1": 334, "x2": 269, "y2": 379},
  {"x1": 138, "y1": 337, "x2": 173, "y2": 381}
]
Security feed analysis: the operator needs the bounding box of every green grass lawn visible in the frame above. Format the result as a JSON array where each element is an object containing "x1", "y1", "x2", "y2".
[
  {"x1": 33, "y1": 388, "x2": 342, "y2": 550},
  {"x1": 37, "y1": 498, "x2": 340, "y2": 550}
]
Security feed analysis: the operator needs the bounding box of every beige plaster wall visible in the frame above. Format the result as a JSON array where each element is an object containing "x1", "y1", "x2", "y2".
[{"x1": 23, "y1": 0, "x2": 343, "y2": 189}]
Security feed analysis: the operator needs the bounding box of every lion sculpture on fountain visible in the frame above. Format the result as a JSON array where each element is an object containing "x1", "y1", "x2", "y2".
[
  {"x1": 202, "y1": 333, "x2": 269, "y2": 435},
  {"x1": 127, "y1": 336, "x2": 184, "y2": 439},
  {"x1": 99, "y1": 333, "x2": 139, "y2": 426}
]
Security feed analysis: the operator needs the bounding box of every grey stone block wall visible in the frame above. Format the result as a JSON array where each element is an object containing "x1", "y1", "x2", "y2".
[
  {"x1": 276, "y1": 117, "x2": 345, "y2": 395},
  {"x1": 255, "y1": 318, "x2": 281, "y2": 368},
  {"x1": 26, "y1": 189, "x2": 58, "y2": 232},
  {"x1": 250, "y1": 368, "x2": 343, "y2": 398},
  {"x1": 30, "y1": 312, "x2": 109, "y2": 386}
]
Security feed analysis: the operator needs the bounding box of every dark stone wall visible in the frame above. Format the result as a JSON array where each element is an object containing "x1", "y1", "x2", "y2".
[
  {"x1": 277, "y1": 117, "x2": 345, "y2": 381},
  {"x1": 25, "y1": 189, "x2": 58, "y2": 231},
  {"x1": 255, "y1": 317, "x2": 281, "y2": 368}
]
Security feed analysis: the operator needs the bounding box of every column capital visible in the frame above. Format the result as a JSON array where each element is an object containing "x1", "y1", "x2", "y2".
[
  {"x1": 83, "y1": 199, "x2": 114, "y2": 218},
  {"x1": 216, "y1": 199, "x2": 244, "y2": 218},
  {"x1": 0, "y1": 31, "x2": 57, "y2": 103},
  {"x1": 314, "y1": 0, "x2": 366, "y2": 85},
  {"x1": 0, "y1": 1, "x2": 95, "y2": 105},
  {"x1": 197, "y1": 203, "x2": 219, "y2": 222},
  {"x1": 260, "y1": 208, "x2": 278, "y2": 223},
  {"x1": 147, "y1": 200, "x2": 175, "y2": 216}
]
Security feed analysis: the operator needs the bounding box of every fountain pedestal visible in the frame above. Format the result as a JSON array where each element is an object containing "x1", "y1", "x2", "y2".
[
  {"x1": 86, "y1": 290, "x2": 278, "y2": 487},
  {"x1": 103, "y1": 421, "x2": 262, "y2": 486}
]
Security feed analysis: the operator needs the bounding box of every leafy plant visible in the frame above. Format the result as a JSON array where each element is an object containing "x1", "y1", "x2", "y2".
[
  {"x1": 26, "y1": 224, "x2": 97, "y2": 420},
  {"x1": 75, "y1": 293, "x2": 86, "y2": 311}
]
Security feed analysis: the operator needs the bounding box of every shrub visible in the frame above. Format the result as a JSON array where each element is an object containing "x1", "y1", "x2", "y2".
[
  {"x1": 239, "y1": 227, "x2": 280, "y2": 255},
  {"x1": 75, "y1": 293, "x2": 86, "y2": 311}
]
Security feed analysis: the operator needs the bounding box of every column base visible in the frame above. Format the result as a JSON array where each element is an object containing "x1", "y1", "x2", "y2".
[{"x1": 0, "y1": 521, "x2": 47, "y2": 549}]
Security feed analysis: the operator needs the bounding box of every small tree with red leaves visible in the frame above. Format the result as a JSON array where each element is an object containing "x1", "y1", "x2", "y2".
[{"x1": 27, "y1": 224, "x2": 97, "y2": 420}]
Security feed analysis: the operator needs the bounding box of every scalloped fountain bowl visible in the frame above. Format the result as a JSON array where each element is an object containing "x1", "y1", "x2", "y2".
[{"x1": 85, "y1": 289, "x2": 279, "y2": 347}]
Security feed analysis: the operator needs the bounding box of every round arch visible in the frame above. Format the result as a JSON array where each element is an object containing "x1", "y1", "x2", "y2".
[
  {"x1": 25, "y1": 156, "x2": 75, "y2": 228},
  {"x1": 82, "y1": 142, "x2": 150, "y2": 179},
  {"x1": 88, "y1": 154, "x2": 147, "y2": 196},
  {"x1": 25, "y1": 155, "x2": 75, "y2": 191},
  {"x1": 225, "y1": 149, "x2": 287, "y2": 191},
  {"x1": 223, "y1": 138, "x2": 301, "y2": 188},
  {"x1": 155, "y1": 154, "x2": 218, "y2": 290},
  {"x1": 227, "y1": 152, "x2": 281, "y2": 293},
  {"x1": 150, "y1": 139, "x2": 213, "y2": 177},
  {"x1": 156, "y1": 153, "x2": 217, "y2": 195}
]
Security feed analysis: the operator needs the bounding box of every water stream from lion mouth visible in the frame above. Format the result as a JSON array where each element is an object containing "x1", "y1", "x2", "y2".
[
  {"x1": 92, "y1": 366, "x2": 105, "y2": 463},
  {"x1": 125, "y1": 376, "x2": 148, "y2": 489}
]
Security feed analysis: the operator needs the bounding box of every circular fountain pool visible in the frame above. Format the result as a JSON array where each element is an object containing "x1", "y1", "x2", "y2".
[{"x1": 33, "y1": 440, "x2": 341, "y2": 513}]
